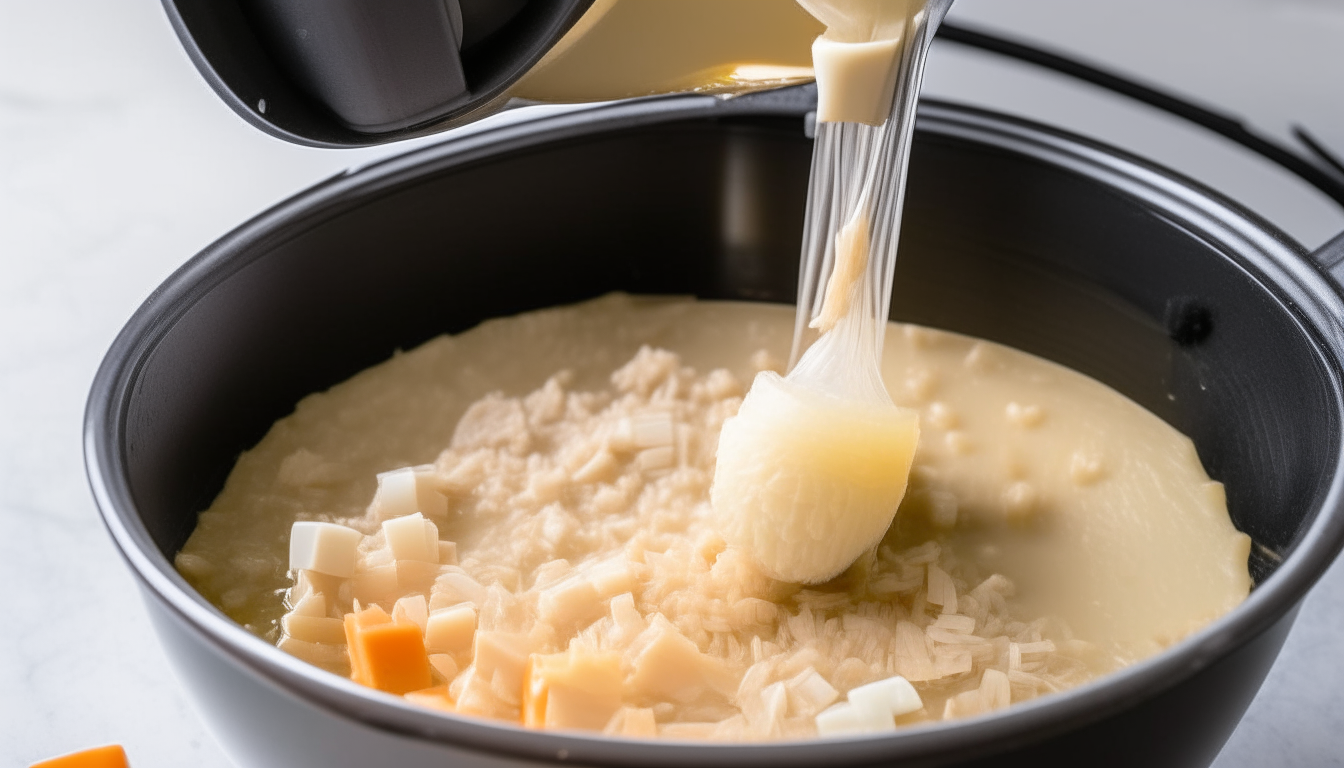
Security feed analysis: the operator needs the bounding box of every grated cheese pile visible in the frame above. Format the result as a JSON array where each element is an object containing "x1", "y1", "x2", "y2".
[{"x1": 273, "y1": 346, "x2": 1092, "y2": 738}]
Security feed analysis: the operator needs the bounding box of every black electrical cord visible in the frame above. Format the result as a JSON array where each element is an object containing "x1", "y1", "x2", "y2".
[
  {"x1": 936, "y1": 22, "x2": 1344, "y2": 212},
  {"x1": 1294, "y1": 125, "x2": 1344, "y2": 179}
]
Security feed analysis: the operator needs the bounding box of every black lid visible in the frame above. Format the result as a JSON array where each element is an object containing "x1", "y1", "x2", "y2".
[{"x1": 162, "y1": 0, "x2": 596, "y2": 148}]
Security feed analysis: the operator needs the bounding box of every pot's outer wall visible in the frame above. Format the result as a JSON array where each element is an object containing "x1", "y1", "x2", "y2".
[
  {"x1": 142, "y1": 582, "x2": 1297, "y2": 768},
  {"x1": 89, "y1": 94, "x2": 1344, "y2": 768}
]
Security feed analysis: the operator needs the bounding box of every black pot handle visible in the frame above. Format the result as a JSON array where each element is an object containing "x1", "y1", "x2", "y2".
[
  {"x1": 939, "y1": 24, "x2": 1344, "y2": 293},
  {"x1": 939, "y1": 24, "x2": 1344, "y2": 214}
]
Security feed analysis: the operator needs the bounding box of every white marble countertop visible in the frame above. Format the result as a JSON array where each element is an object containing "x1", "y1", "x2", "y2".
[{"x1": 2, "y1": 1, "x2": 1341, "y2": 766}]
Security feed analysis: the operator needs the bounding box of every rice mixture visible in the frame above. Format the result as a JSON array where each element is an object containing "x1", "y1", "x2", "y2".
[{"x1": 176, "y1": 294, "x2": 1251, "y2": 740}]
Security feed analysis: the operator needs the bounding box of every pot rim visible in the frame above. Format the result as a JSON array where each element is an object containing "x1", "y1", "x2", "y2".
[{"x1": 85, "y1": 88, "x2": 1344, "y2": 767}]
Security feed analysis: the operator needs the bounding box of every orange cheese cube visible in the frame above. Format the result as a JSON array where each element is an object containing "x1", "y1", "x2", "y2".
[
  {"x1": 344, "y1": 605, "x2": 433, "y2": 694},
  {"x1": 29, "y1": 745, "x2": 129, "y2": 768},
  {"x1": 522, "y1": 651, "x2": 623, "y2": 732}
]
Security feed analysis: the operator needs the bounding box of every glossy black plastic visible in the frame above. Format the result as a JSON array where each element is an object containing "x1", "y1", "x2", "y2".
[
  {"x1": 161, "y1": 0, "x2": 594, "y2": 146},
  {"x1": 86, "y1": 91, "x2": 1344, "y2": 767}
]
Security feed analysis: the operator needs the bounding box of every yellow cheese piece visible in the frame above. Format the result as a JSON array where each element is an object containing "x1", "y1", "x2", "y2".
[
  {"x1": 374, "y1": 466, "x2": 449, "y2": 521},
  {"x1": 351, "y1": 563, "x2": 400, "y2": 606},
  {"x1": 382, "y1": 512, "x2": 439, "y2": 563},
  {"x1": 424, "y1": 604, "x2": 477, "y2": 654},
  {"x1": 537, "y1": 576, "x2": 601, "y2": 626},
  {"x1": 344, "y1": 605, "x2": 433, "y2": 694},
  {"x1": 404, "y1": 685, "x2": 457, "y2": 713},
  {"x1": 281, "y1": 613, "x2": 346, "y2": 645},
  {"x1": 392, "y1": 595, "x2": 430, "y2": 632},
  {"x1": 712, "y1": 372, "x2": 919, "y2": 583},
  {"x1": 472, "y1": 631, "x2": 532, "y2": 704},
  {"x1": 603, "y1": 706, "x2": 659, "y2": 737},
  {"x1": 288, "y1": 521, "x2": 362, "y2": 578},
  {"x1": 523, "y1": 651, "x2": 623, "y2": 731},
  {"x1": 627, "y1": 615, "x2": 733, "y2": 703},
  {"x1": 428, "y1": 653, "x2": 459, "y2": 682},
  {"x1": 29, "y1": 746, "x2": 129, "y2": 768}
]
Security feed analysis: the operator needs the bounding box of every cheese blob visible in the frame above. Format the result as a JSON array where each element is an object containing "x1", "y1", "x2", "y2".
[
  {"x1": 712, "y1": 371, "x2": 919, "y2": 583},
  {"x1": 798, "y1": 0, "x2": 920, "y2": 124}
]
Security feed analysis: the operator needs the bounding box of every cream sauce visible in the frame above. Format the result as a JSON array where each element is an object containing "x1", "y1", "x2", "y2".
[{"x1": 177, "y1": 295, "x2": 1250, "y2": 734}]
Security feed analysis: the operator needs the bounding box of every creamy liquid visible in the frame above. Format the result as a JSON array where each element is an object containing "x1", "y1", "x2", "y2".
[
  {"x1": 509, "y1": 0, "x2": 921, "y2": 115},
  {"x1": 177, "y1": 295, "x2": 1249, "y2": 733},
  {"x1": 510, "y1": 0, "x2": 823, "y2": 102}
]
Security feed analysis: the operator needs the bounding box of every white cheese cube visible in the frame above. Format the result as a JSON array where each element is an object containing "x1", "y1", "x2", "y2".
[
  {"x1": 933, "y1": 649, "x2": 973, "y2": 678},
  {"x1": 392, "y1": 595, "x2": 429, "y2": 632},
  {"x1": 979, "y1": 668, "x2": 1012, "y2": 712},
  {"x1": 288, "y1": 569, "x2": 322, "y2": 605},
  {"x1": 538, "y1": 575, "x2": 601, "y2": 626},
  {"x1": 814, "y1": 701, "x2": 893, "y2": 736},
  {"x1": 931, "y1": 614, "x2": 976, "y2": 634},
  {"x1": 847, "y1": 675, "x2": 923, "y2": 718},
  {"x1": 525, "y1": 651, "x2": 623, "y2": 731},
  {"x1": 609, "y1": 592, "x2": 648, "y2": 640},
  {"x1": 395, "y1": 560, "x2": 441, "y2": 595},
  {"x1": 632, "y1": 412, "x2": 675, "y2": 448},
  {"x1": 473, "y1": 631, "x2": 531, "y2": 702},
  {"x1": 926, "y1": 564, "x2": 958, "y2": 611},
  {"x1": 374, "y1": 466, "x2": 449, "y2": 521},
  {"x1": 636, "y1": 445, "x2": 675, "y2": 473},
  {"x1": 289, "y1": 592, "x2": 327, "y2": 618},
  {"x1": 374, "y1": 467, "x2": 422, "y2": 518},
  {"x1": 288, "y1": 521, "x2": 363, "y2": 578},
  {"x1": 437, "y1": 540, "x2": 458, "y2": 566},
  {"x1": 382, "y1": 512, "x2": 438, "y2": 563},
  {"x1": 425, "y1": 604, "x2": 477, "y2": 654},
  {"x1": 604, "y1": 706, "x2": 658, "y2": 738},
  {"x1": 281, "y1": 614, "x2": 346, "y2": 645},
  {"x1": 586, "y1": 557, "x2": 635, "y2": 598},
  {"x1": 572, "y1": 447, "x2": 618, "y2": 484},
  {"x1": 404, "y1": 687, "x2": 455, "y2": 712},
  {"x1": 428, "y1": 653, "x2": 459, "y2": 683},
  {"x1": 278, "y1": 636, "x2": 349, "y2": 669},
  {"x1": 609, "y1": 418, "x2": 636, "y2": 452},
  {"x1": 754, "y1": 681, "x2": 788, "y2": 737},
  {"x1": 1016, "y1": 640, "x2": 1056, "y2": 656},
  {"x1": 350, "y1": 563, "x2": 399, "y2": 606},
  {"x1": 432, "y1": 570, "x2": 487, "y2": 608},
  {"x1": 628, "y1": 616, "x2": 729, "y2": 703},
  {"x1": 785, "y1": 668, "x2": 839, "y2": 718}
]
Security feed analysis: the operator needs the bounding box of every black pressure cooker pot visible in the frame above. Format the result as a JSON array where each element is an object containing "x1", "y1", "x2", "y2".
[{"x1": 86, "y1": 7, "x2": 1344, "y2": 768}]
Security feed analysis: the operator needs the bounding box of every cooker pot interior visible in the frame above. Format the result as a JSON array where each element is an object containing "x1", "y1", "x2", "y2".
[{"x1": 123, "y1": 101, "x2": 1336, "y2": 596}]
